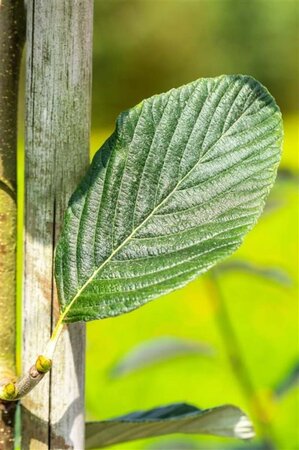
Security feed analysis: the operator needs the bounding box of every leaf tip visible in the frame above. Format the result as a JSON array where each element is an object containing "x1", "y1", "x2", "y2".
[{"x1": 234, "y1": 414, "x2": 255, "y2": 440}]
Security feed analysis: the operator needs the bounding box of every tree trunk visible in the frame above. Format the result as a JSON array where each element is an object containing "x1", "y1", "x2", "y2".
[
  {"x1": 0, "y1": 1, "x2": 25, "y2": 448},
  {"x1": 21, "y1": 1, "x2": 93, "y2": 448}
]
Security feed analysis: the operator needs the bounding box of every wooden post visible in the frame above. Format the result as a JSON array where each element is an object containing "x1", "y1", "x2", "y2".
[
  {"x1": 22, "y1": 1, "x2": 93, "y2": 448},
  {"x1": 0, "y1": 1, "x2": 25, "y2": 448}
]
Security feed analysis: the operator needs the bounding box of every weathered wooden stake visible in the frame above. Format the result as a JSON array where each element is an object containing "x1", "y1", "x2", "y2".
[{"x1": 22, "y1": 1, "x2": 93, "y2": 448}]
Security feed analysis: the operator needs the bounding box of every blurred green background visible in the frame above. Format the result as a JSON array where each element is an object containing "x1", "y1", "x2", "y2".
[
  {"x1": 85, "y1": 1, "x2": 299, "y2": 449},
  {"x1": 17, "y1": 0, "x2": 299, "y2": 449}
]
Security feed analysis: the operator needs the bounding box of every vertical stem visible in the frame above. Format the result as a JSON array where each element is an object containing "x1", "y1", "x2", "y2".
[
  {"x1": 22, "y1": 1, "x2": 93, "y2": 448},
  {"x1": 0, "y1": 0, "x2": 25, "y2": 448},
  {"x1": 205, "y1": 271, "x2": 277, "y2": 449}
]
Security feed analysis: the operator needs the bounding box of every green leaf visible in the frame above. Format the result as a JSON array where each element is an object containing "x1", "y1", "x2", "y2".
[
  {"x1": 216, "y1": 261, "x2": 292, "y2": 286},
  {"x1": 85, "y1": 403, "x2": 255, "y2": 449},
  {"x1": 55, "y1": 74, "x2": 282, "y2": 322},
  {"x1": 109, "y1": 336, "x2": 213, "y2": 378}
]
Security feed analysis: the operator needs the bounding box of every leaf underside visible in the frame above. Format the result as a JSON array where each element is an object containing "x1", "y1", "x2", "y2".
[
  {"x1": 55, "y1": 74, "x2": 282, "y2": 322},
  {"x1": 85, "y1": 403, "x2": 255, "y2": 449}
]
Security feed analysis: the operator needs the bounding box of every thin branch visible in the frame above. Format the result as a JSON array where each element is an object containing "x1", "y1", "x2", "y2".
[
  {"x1": 0, "y1": 0, "x2": 25, "y2": 447},
  {"x1": 0, "y1": 323, "x2": 64, "y2": 401},
  {"x1": 0, "y1": 360, "x2": 48, "y2": 401}
]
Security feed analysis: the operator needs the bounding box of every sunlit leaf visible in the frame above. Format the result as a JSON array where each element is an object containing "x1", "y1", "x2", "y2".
[
  {"x1": 85, "y1": 403, "x2": 255, "y2": 449},
  {"x1": 55, "y1": 75, "x2": 282, "y2": 322},
  {"x1": 109, "y1": 336, "x2": 213, "y2": 378}
]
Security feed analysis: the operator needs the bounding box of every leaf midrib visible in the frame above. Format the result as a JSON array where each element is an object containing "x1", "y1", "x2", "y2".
[
  {"x1": 65, "y1": 166, "x2": 268, "y2": 313},
  {"x1": 61, "y1": 150, "x2": 206, "y2": 320}
]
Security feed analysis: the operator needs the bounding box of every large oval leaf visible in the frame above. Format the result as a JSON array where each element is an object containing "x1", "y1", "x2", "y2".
[{"x1": 55, "y1": 75, "x2": 282, "y2": 322}]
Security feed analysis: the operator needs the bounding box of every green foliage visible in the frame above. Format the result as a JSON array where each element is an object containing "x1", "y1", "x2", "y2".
[
  {"x1": 216, "y1": 261, "x2": 292, "y2": 286},
  {"x1": 110, "y1": 336, "x2": 213, "y2": 378},
  {"x1": 85, "y1": 403, "x2": 254, "y2": 449},
  {"x1": 55, "y1": 74, "x2": 282, "y2": 323}
]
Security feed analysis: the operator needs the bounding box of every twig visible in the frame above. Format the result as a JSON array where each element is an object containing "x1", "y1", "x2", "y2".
[
  {"x1": 0, "y1": 0, "x2": 26, "y2": 446},
  {"x1": 0, "y1": 323, "x2": 64, "y2": 401}
]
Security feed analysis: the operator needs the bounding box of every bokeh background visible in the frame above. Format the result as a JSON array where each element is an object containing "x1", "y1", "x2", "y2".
[
  {"x1": 86, "y1": 1, "x2": 299, "y2": 449},
  {"x1": 18, "y1": 1, "x2": 299, "y2": 449}
]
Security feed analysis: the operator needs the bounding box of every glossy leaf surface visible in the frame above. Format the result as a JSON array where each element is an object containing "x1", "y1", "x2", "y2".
[{"x1": 55, "y1": 75, "x2": 282, "y2": 322}]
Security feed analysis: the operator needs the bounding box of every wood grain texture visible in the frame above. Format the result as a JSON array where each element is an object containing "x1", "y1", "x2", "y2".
[{"x1": 22, "y1": 1, "x2": 93, "y2": 448}]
